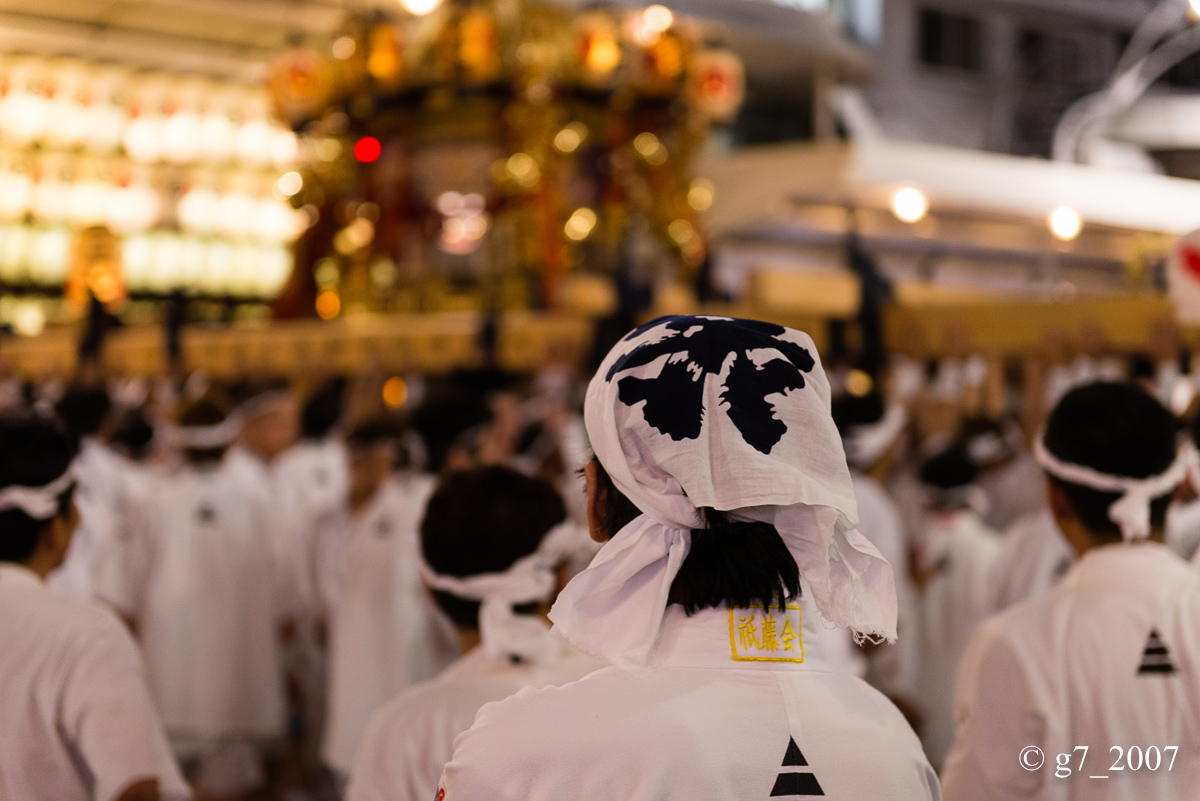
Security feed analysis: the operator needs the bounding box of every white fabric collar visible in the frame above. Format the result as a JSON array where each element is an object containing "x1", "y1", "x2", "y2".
[
  {"x1": 550, "y1": 315, "x2": 897, "y2": 667},
  {"x1": 1034, "y1": 435, "x2": 1193, "y2": 541}
]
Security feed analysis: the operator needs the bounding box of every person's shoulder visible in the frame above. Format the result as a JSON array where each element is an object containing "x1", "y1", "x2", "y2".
[{"x1": 15, "y1": 590, "x2": 139, "y2": 666}]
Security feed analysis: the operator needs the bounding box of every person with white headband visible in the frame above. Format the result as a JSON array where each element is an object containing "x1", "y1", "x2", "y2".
[
  {"x1": 97, "y1": 395, "x2": 291, "y2": 801},
  {"x1": 345, "y1": 464, "x2": 604, "y2": 801},
  {"x1": 314, "y1": 418, "x2": 458, "y2": 786},
  {"x1": 0, "y1": 414, "x2": 188, "y2": 801},
  {"x1": 942, "y1": 382, "x2": 1200, "y2": 800},
  {"x1": 911, "y1": 446, "x2": 1000, "y2": 770},
  {"x1": 438, "y1": 315, "x2": 938, "y2": 801},
  {"x1": 831, "y1": 381, "x2": 916, "y2": 700}
]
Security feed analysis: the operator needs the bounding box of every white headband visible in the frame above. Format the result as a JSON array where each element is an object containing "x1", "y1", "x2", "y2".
[
  {"x1": 1034, "y1": 434, "x2": 1193, "y2": 541},
  {"x1": 0, "y1": 466, "x2": 76, "y2": 520},
  {"x1": 238, "y1": 389, "x2": 294, "y2": 421},
  {"x1": 420, "y1": 521, "x2": 597, "y2": 665},
  {"x1": 166, "y1": 415, "x2": 242, "y2": 449},
  {"x1": 843, "y1": 404, "x2": 907, "y2": 470}
]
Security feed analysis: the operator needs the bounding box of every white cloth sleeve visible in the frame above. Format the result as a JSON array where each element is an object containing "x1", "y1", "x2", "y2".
[
  {"x1": 93, "y1": 498, "x2": 156, "y2": 621},
  {"x1": 60, "y1": 616, "x2": 190, "y2": 801},
  {"x1": 940, "y1": 622, "x2": 1046, "y2": 801}
]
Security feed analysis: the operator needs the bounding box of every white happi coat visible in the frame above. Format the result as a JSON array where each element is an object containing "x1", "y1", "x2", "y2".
[
  {"x1": 978, "y1": 509, "x2": 1075, "y2": 622},
  {"x1": 978, "y1": 452, "x2": 1048, "y2": 533},
  {"x1": 942, "y1": 543, "x2": 1200, "y2": 801},
  {"x1": 914, "y1": 508, "x2": 1001, "y2": 769},
  {"x1": 47, "y1": 438, "x2": 126, "y2": 602},
  {"x1": 318, "y1": 474, "x2": 459, "y2": 774},
  {"x1": 274, "y1": 438, "x2": 349, "y2": 533},
  {"x1": 439, "y1": 595, "x2": 939, "y2": 801},
  {"x1": 98, "y1": 461, "x2": 288, "y2": 741},
  {"x1": 346, "y1": 640, "x2": 604, "y2": 801},
  {"x1": 0, "y1": 564, "x2": 189, "y2": 801}
]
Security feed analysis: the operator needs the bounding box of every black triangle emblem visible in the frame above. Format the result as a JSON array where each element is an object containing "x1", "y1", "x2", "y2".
[
  {"x1": 770, "y1": 738, "x2": 824, "y2": 796},
  {"x1": 781, "y1": 738, "x2": 808, "y2": 767},
  {"x1": 1138, "y1": 629, "x2": 1176, "y2": 675}
]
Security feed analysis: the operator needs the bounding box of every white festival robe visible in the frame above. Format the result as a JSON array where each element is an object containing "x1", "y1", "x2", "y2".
[
  {"x1": 318, "y1": 475, "x2": 460, "y2": 775},
  {"x1": 942, "y1": 543, "x2": 1200, "y2": 801},
  {"x1": 852, "y1": 472, "x2": 917, "y2": 697},
  {"x1": 0, "y1": 563, "x2": 190, "y2": 801},
  {"x1": 978, "y1": 509, "x2": 1075, "y2": 622},
  {"x1": 48, "y1": 438, "x2": 128, "y2": 602},
  {"x1": 913, "y1": 508, "x2": 1001, "y2": 770},
  {"x1": 438, "y1": 595, "x2": 941, "y2": 801},
  {"x1": 98, "y1": 461, "x2": 288, "y2": 742},
  {"x1": 346, "y1": 639, "x2": 604, "y2": 801}
]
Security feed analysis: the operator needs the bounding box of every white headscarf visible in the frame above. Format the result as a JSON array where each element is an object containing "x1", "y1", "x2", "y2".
[
  {"x1": 1034, "y1": 434, "x2": 1194, "y2": 541},
  {"x1": 421, "y1": 521, "x2": 598, "y2": 665},
  {"x1": 0, "y1": 465, "x2": 75, "y2": 520},
  {"x1": 549, "y1": 315, "x2": 898, "y2": 667}
]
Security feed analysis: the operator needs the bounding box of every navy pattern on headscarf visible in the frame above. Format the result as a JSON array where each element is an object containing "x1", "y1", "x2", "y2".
[{"x1": 604, "y1": 316, "x2": 816, "y2": 454}]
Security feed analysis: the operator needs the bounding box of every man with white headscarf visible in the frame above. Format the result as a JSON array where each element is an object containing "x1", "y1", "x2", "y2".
[
  {"x1": 98, "y1": 396, "x2": 290, "y2": 800},
  {"x1": 438, "y1": 315, "x2": 939, "y2": 800},
  {"x1": 942, "y1": 382, "x2": 1200, "y2": 800},
  {"x1": 345, "y1": 465, "x2": 603, "y2": 801},
  {"x1": 314, "y1": 419, "x2": 458, "y2": 783},
  {"x1": 0, "y1": 414, "x2": 188, "y2": 801}
]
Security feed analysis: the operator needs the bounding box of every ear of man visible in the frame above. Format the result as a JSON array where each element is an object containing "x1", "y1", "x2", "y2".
[{"x1": 584, "y1": 460, "x2": 608, "y2": 543}]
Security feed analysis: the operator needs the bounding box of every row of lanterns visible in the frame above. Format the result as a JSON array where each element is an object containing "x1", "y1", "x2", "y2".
[
  {"x1": 0, "y1": 223, "x2": 291, "y2": 299},
  {"x1": 0, "y1": 56, "x2": 296, "y2": 168}
]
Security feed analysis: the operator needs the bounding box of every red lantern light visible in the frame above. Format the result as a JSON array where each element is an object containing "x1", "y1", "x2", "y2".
[{"x1": 354, "y1": 136, "x2": 382, "y2": 163}]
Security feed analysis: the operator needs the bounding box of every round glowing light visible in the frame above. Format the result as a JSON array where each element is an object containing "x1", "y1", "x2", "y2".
[
  {"x1": 564, "y1": 207, "x2": 598, "y2": 241},
  {"x1": 462, "y1": 193, "x2": 486, "y2": 213},
  {"x1": 688, "y1": 178, "x2": 715, "y2": 211},
  {"x1": 633, "y1": 132, "x2": 667, "y2": 165},
  {"x1": 255, "y1": 199, "x2": 305, "y2": 243},
  {"x1": 316, "y1": 289, "x2": 341, "y2": 319},
  {"x1": 271, "y1": 130, "x2": 299, "y2": 166},
  {"x1": 400, "y1": 0, "x2": 442, "y2": 15},
  {"x1": 162, "y1": 112, "x2": 200, "y2": 163},
  {"x1": 12, "y1": 301, "x2": 45, "y2": 337},
  {"x1": 554, "y1": 122, "x2": 588, "y2": 153},
  {"x1": 68, "y1": 181, "x2": 111, "y2": 226},
  {"x1": 198, "y1": 113, "x2": 236, "y2": 161},
  {"x1": 0, "y1": 173, "x2": 33, "y2": 220},
  {"x1": 275, "y1": 172, "x2": 304, "y2": 198},
  {"x1": 123, "y1": 115, "x2": 164, "y2": 163},
  {"x1": 436, "y1": 191, "x2": 465, "y2": 216},
  {"x1": 332, "y1": 36, "x2": 357, "y2": 60},
  {"x1": 315, "y1": 138, "x2": 343, "y2": 162},
  {"x1": 1, "y1": 92, "x2": 52, "y2": 143},
  {"x1": 215, "y1": 192, "x2": 256, "y2": 239},
  {"x1": 891, "y1": 187, "x2": 928, "y2": 224},
  {"x1": 667, "y1": 218, "x2": 695, "y2": 245},
  {"x1": 177, "y1": 188, "x2": 219, "y2": 233},
  {"x1": 506, "y1": 152, "x2": 540, "y2": 187},
  {"x1": 585, "y1": 37, "x2": 621, "y2": 74},
  {"x1": 643, "y1": 5, "x2": 674, "y2": 32},
  {"x1": 32, "y1": 180, "x2": 71, "y2": 223},
  {"x1": 382, "y1": 376, "x2": 408, "y2": 408},
  {"x1": 354, "y1": 136, "x2": 382, "y2": 163},
  {"x1": 1049, "y1": 206, "x2": 1082, "y2": 240},
  {"x1": 845, "y1": 369, "x2": 874, "y2": 398},
  {"x1": 235, "y1": 120, "x2": 275, "y2": 165}
]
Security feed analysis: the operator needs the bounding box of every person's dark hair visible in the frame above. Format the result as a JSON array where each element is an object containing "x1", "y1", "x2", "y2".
[
  {"x1": 421, "y1": 465, "x2": 566, "y2": 630},
  {"x1": 347, "y1": 417, "x2": 402, "y2": 451},
  {"x1": 830, "y1": 391, "x2": 885, "y2": 434},
  {"x1": 0, "y1": 415, "x2": 77, "y2": 563},
  {"x1": 178, "y1": 396, "x2": 231, "y2": 465},
  {"x1": 54, "y1": 384, "x2": 112, "y2": 443},
  {"x1": 301, "y1": 378, "x2": 345, "y2": 439},
  {"x1": 591, "y1": 459, "x2": 800, "y2": 615},
  {"x1": 111, "y1": 409, "x2": 155, "y2": 460},
  {"x1": 920, "y1": 446, "x2": 979, "y2": 489},
  {"x1": 1046, "y1": 382, "x2": 1177, "y2": 541}
]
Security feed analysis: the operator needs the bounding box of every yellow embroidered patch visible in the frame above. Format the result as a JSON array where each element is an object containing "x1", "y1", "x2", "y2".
[{"x1": 729, "y1": 605, "x2": 804, "y2": 663}]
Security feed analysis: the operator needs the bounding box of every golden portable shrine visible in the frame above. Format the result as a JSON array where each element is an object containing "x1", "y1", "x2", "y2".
[{"x1": 267, "y1": 0, "x2": 745, "y2": 320}]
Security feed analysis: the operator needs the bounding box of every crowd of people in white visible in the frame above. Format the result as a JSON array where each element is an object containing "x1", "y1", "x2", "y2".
[{"x1": 4, "y1": 314, "x2": 1200, "y2": 801}]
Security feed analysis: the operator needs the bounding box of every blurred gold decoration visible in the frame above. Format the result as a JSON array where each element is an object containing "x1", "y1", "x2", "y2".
[
  {"x1": 279, "y1": 0, "x2": 744, "y2": 316},
  {"x1": 66, "y1": 226, "x2": 125, "y2": 315},
  {"x1": 268, "y1": 49, "x2": 337, "y2": 125}
]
